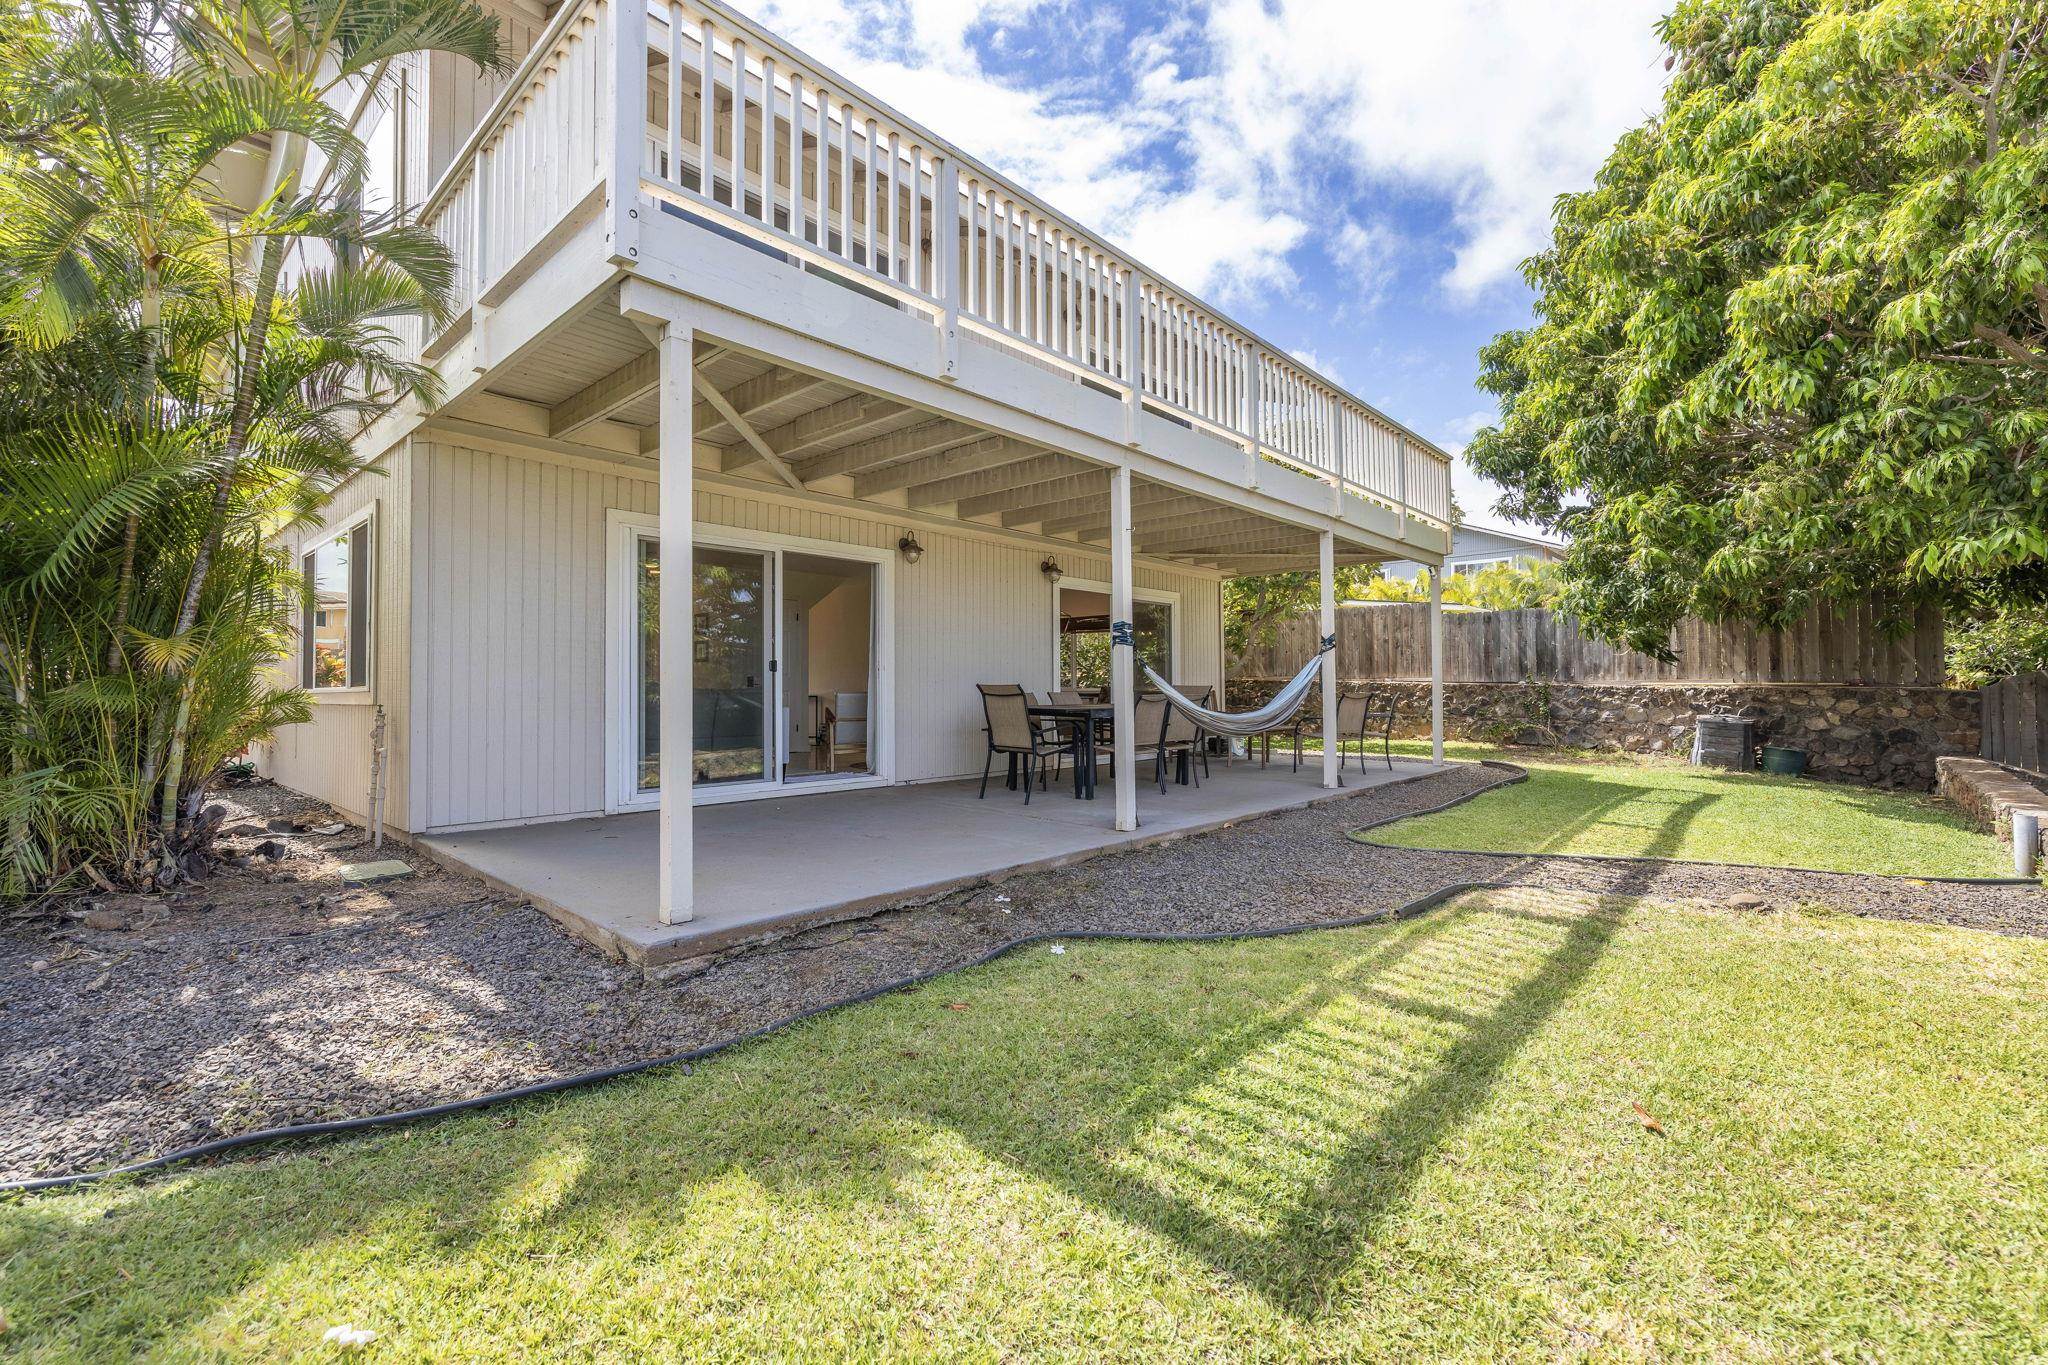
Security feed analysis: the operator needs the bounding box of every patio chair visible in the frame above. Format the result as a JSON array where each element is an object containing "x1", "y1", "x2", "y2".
[
  {"x1": 1027, "y1": 692, "x2": 1086, "y2": 783},
  {"x1": 1351, "y1": 689, "x2": 1398, "y2": 771},
  {"x1": 1131, "y1": 694, "x2": 1173, "y2": 794},
  {"x1": 1256, "y1": 689, "x2": 1385, "y2": 773},
  {"x1": 977, "y1": 683, "x2": 1074, "y2": 804},
  {"x1": 1254, "y1": 707, "x2": 1308, "y2": 772},
  {"x1": 1164, "y1": 685, "x2": 1211, "y2": 786},
  {"x1": 823, "y1": 691, "x2": 868, "y2": 772}
]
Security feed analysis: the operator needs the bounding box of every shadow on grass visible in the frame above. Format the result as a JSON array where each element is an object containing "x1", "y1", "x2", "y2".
[
  {"x1": 1382, "y1": 752, "x2": 1999, "y2": 873},
  {"x1": 1383, "y1": 764, "x2": 1714, "y2": 861},
  {"x1": 929, "y1": 892, "x2": 1631, "y2": 1315},
  {"x1": 0, "y1": 892, "x2": 1630, "y2": 1351}
]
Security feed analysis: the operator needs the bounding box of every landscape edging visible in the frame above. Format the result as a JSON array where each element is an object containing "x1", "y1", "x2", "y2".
[{"x1": 11, "y1": 757, "x2": 2032, "y2": 1195}]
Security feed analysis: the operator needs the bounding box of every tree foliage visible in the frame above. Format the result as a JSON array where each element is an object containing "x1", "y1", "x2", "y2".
[
  {"x1": 1, "y1": 0, "x2": 503, "y2": 897},
  {"x1": 1946, "y1": 602, "x2": 2048, "y2": 684},
  {"x1": 1352, "y1": 560, "x2": 1567, "y2": 610},
  {"x1": 1469, "y1": 0, "x2": 2048, "y2": 656},
  {"x1": 1223, "y1": 568, "x2": 1376, "y2": 659}
]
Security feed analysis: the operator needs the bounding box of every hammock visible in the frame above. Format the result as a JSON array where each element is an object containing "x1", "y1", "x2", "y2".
[{"x1": 1135, "y1": 634, "x2": 1334, "y2": 738}]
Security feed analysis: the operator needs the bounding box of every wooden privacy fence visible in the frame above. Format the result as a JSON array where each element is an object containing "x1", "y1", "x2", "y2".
[
  {"x1": 1234, "y1": 601, "x2": 1948, "y2": 687},
  {"x1": 1981, "y1": 672, "x2": 2048, "y2": 776}
]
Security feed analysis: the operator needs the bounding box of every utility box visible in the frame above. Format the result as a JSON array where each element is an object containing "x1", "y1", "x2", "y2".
[{"x1": 1691, "y1": 714, "x2": 1755, "y2": 771}]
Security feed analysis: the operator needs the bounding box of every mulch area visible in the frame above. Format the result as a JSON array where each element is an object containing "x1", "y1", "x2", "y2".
[{"x1": 3, "y1": 765, "x2": 2041, "y2": 1184}]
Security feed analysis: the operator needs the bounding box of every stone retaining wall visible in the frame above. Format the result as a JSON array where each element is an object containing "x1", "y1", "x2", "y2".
[
  {"x1": 1224, "y1": 678, "x2": 1981, "y2": 790},
  {"x1": 1936, "y1": 756, "x2": 2048, "y2": 856}
]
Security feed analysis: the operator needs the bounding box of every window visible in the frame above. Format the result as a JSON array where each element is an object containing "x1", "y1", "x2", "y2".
[
  {"x1": 302, "y1": 517, "x2": 371, "y2": 690},
  {"x1": 1056, "y1": 589, "x2": 1175, "y2": 690}
]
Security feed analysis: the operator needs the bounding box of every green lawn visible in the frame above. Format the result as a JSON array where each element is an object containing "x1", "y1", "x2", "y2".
[
  {"x1": 6, "y1": 889, "x2": 2047, "y2": 1359},
  {"x1": 1365, "y1": 740, "x2": 2016, "y2": 878}
]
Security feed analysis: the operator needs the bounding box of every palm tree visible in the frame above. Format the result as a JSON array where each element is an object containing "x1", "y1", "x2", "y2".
[{"x1": 0, "y1": 0, "x2": 507, "y2": 894}]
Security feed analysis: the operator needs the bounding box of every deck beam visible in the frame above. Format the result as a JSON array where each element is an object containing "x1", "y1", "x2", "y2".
[
  {"x1": 691, "y1": 369, "x2": 804, "y2": 490},
  {"x1": 910, "y1": 453, "x2": 1080, "y2": 509},
  {"x1": 852, "y1": 435, "x2": 1040, "y2": 498},
  {"x1": 797, "y1": 419, "x2": 981, "y2": 484},
  {"x1": 955, "y1": 469, "x2": 1112, "y2": 520},
  {"x1": 548, "y1": 350, "x2": 658, "y2": 437}
]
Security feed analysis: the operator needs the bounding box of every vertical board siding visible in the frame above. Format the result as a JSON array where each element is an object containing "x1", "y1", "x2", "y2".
[
  {"x1": 257, "y1": 441, "x2": 414, "y2": 828},
  {"x1": 408, "y1": 440, "x2": 1222, "y2": 831},
  {"x1": 1237, "y1": 601, "x2": 1947, "y2": 687},
  {"x1": 412, "y1": 2, "x2": 545, "y2": 193},
  {"x1": 413, "y1": 440, "x2": 654, "y2": 830}
]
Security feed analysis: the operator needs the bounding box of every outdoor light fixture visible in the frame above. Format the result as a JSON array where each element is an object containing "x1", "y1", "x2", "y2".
[
  {"x1": 1040, "y1": 557, "x2": 1063, "y2": 584},
  {"x1": 897, "y1": 533, "x2": 924, "y2": 565}
]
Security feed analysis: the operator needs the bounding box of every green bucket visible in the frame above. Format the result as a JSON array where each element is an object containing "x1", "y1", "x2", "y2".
[{"x1": 1759, "y1": 745, "x2": 1808, "y2": 777}]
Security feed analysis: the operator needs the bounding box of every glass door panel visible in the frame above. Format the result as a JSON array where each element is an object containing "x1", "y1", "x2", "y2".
[{"x1": 634, "y1": 539, "x2": 773, "y2": 792}]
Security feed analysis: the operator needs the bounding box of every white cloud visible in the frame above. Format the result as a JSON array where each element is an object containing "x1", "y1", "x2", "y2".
[
  {"x1": 1328, "y1": 219, "x2": 1400, "y2": 312},
  {"x1": 739, "y1": 0, "x2": 1304, "y2": 304},
  {"x1": 733, "y1": 0, "x2": 1668, "y2": 304},
  {"x1": 1287, "y1": 348, "x2": 1342, "y2": 383},
  {"x1": 1443, "y1": 407, "x2": 1497, "y2": 443},
  {"x1": 1195, "y1": 0, "x2": 1669, "y2": 300}
]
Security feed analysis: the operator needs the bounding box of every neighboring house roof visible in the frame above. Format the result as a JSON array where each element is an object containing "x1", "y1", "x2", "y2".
[
  {"x1": 1379, "y1": 523, "x2": 1567, "y2": 577},
  {"x1": 1447, "y1": 523, "x2": 1568, "y2": 556}
]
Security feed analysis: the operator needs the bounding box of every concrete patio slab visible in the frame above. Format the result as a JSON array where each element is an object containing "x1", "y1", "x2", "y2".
[{"x1": 420, "y1": 758, "x2": 1450, "y2": 966}]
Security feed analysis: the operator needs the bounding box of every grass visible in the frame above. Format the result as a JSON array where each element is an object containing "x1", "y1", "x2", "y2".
[
  {"x1": 1359, "y1": 740, "x2": 2017, "y2": 878},
  {"x1": 6, "y1": 888, "x2": 2048, "y2": 1359}
]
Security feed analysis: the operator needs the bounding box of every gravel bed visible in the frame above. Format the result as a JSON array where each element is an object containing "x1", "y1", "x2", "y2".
[{"x1": 3, "y1": 765, "x2": 2041, "y2": 1184}]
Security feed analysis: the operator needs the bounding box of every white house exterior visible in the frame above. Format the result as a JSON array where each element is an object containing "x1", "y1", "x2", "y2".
[
  {"x1": 1381, "y1": 524, "x2": 1564, "y2": 582},
  {"x1": 254, "y1": 0, "x2": 1455, "y2": 930}
]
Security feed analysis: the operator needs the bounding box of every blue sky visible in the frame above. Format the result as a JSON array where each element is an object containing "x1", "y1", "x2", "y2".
[{"x1": 737, "y1": 0, "x2": 1672, "y2": 534}]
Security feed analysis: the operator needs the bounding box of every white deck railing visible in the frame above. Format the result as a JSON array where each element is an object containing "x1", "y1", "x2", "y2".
[
  {"x1": 403, "y1": 0, "x2": 1453, "y2": 529},
  {"x1": 401, "y1": 0, "x2": 613, "y2": 354}
]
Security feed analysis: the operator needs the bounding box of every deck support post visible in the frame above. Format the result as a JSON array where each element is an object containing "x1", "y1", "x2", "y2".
[
  {"x1": 657, "y1": 325, "x2": 695, "y2": 924},
  {"x1": 1109, "y1": 465, "x2": 1138, "y2": 833},
  {"x1": 1320, "y1": 530, "x2": 1339, "y2": 790},
  {"x1": 1429, "y1": 566, "x2": 1445, "y2": 765},
  {"x1": 605, "y1": 0, "x2": 646, "y2": 268}
]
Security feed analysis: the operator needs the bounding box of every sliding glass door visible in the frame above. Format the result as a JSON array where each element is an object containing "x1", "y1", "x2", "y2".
[{"x1": 617, "y1": 522, "x2": 884, "y2": 809}]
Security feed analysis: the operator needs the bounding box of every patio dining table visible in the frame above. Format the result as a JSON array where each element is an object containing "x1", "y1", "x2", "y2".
[{"x1": 1027, "y1": 701, "x2": 1115, "y2": 800}]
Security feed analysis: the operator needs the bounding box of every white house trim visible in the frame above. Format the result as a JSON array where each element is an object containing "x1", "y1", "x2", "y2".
[{"x1": 300, "y1": 502, "x2": 378, "y2": 700}]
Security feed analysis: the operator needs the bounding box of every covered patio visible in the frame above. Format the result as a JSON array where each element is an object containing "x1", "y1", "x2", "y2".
[{"x1": 420, "y1": 756, "x2": 1449, "y2": 967}]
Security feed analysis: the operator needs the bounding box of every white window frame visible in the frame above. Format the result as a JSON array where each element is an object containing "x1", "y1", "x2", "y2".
[
  {"x1": 604, "y1": 510, "x2": 896, "y2": 813},
  {"x1": 301, "y1": 506, "x2": 375, "y2": 699},
  {"x1": 1048, "y1": 578, "x2": 1181, "y2": 691}
]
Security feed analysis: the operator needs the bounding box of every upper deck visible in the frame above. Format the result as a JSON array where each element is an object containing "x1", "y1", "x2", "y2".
[{"x1": 390, "y1": 0, "x2": 1453, "y2": 570}]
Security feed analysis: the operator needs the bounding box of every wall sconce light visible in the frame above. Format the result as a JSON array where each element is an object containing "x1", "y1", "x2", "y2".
[
  {"x1": 1040, "y1": 557, "x2": 1063, "y2": 584},
  {"x1": 897, "y1": 534, "x2": 924, "y2": 565}
]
